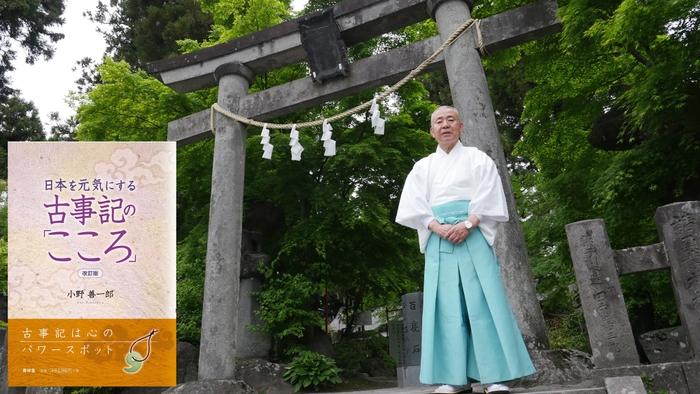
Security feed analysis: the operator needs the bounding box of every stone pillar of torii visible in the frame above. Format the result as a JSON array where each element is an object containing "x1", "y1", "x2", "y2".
[{"x1": 146, "y1": 0, "x2": 561, "y2": 379}]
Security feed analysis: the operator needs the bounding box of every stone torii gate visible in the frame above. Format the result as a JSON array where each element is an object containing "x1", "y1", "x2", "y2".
[{"x1": 147, "y1": 0, "x2": 560, "y2": 380}]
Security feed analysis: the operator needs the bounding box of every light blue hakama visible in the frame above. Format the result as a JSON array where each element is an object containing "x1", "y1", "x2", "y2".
[{"x1": 419, "y1": 200, "x2": 536, "y2": 385}]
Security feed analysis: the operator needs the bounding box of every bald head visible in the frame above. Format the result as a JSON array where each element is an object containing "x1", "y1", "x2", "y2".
[
  {"x1": 429, "y1": 106, "x2": 463, "y2": 153},
  {"x1": 431, "y1": 106, "x2": 460, "y2": 126}
]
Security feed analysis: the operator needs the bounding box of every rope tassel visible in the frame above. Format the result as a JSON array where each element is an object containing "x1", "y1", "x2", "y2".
[
  {"x1": 289, "y1": 124, "x2": 304, "y2": 161},
  {"x1": 260, "y1": 124, "x2": 274, "y2": 159},
  {"x1": 370, "y1": 99, "x2": 385, "y2": 135},
  {"x1": 321, "y1": 119, "x2": 336, "y2": 156}
]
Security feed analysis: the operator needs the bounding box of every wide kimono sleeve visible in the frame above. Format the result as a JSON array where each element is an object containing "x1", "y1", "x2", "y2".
[
  {"x1": 396, "y1": 160, "x2": 434, "y2": 253},
  {"x1": 468, "y1": 149, "x2": 509, "y2": 223}
]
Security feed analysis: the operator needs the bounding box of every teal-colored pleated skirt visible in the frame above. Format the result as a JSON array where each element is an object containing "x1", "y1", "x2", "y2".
[{"x1": 419, "y1": 200, "x2": 536, "y2": 385}]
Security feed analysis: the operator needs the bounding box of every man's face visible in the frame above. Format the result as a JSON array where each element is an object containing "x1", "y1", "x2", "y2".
[{"x1": 430, "y1": 107, "x2": 463, "y2": 149}]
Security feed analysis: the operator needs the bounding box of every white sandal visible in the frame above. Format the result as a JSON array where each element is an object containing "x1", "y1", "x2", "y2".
[
  {"x1": 484, "y1": 383, "x2": 509, "y2": 394},
  {"x1": 433, "y1": 384, "x2": 473, "y2": 394}
]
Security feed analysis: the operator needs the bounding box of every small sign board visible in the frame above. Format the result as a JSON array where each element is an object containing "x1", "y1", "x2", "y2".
[{"x1": 355, "y1": 311, "x2": 373, "y2": 326}]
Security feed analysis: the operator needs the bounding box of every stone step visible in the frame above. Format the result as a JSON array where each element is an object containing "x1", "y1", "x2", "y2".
[
  {"x1": 317, "y1": 382, "x2": 608, "y2": 394},
  {"x1": 474, "y1": 382, "x2": 606, "y2": 394},
  {"x1": 508, "y1": 387, "x2": 605, "y2": 394}
]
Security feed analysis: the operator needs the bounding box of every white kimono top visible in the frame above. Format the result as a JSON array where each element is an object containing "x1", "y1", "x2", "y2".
[{"x1": 396, "y1": 143, "x2": 509, "y2": 253}]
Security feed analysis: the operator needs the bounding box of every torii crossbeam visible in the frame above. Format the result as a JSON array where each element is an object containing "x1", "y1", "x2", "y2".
[{"x1": 147, "y1": 0, "x2": 561, "y2": 380}]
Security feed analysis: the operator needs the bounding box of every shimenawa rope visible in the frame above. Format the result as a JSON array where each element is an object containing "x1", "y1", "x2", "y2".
[{"x1": 210, "y1": 18, "x2": 486, "y2": 134}]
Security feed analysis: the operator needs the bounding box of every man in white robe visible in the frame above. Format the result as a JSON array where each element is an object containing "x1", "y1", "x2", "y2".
[{"x1": 396, "y1": 106, "x2": 535, "y2": 394}]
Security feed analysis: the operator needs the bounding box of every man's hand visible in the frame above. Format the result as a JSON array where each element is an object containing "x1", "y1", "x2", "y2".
[
  {"x1": 428, "y1": 215, "x2": 480, "y2": 244},
  {"x1": 428, "y1": 220, "x2": 469, "y2": 244},
  {"x1": 444, "y1": 223, "x2": 470, "y2": 244}
]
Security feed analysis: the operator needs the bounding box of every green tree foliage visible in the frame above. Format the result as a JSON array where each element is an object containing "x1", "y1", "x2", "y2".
[
  {"x1": 248, "y1": 83, "x2": 435, "y2": 347},
  {"x1": 87, "y1": 0, "x2": 213, "y2": 68},
  {"x1": 334, "y1": 330, "x2": 397, "y2": 374},
  {"x1": 72, "y1": 57, "x2": 213, "y2": 343},
  {"x1": 0, "y1": 93, "x2": 44, "y2": 144},
  {"x1": 75, "y1": 0, "x2": 300, "y2": 346},
  {"x1": 0, "y1": 0, "x2": 65, "y2": 95},
  {"x1": 0, "y1": 0, "x2": 61, "y2": 177},
  {"x1": 75, "y1": 58, "x2": 211, "y2": 141},
  {"x1": 47, "y1": 111, "x2": 77, "y2": 141},
  {"x1": 200, "y1": 0, "x2": 292, "y2": 43},
  {"x1": 484, "y1": 0, "x2": 699, "y2": 347},
  {"x1": 257, "y1": 266, "x2": 326, "y2": 342},
  {"x1": 0, "y1": 92, "x2": 44, "y2": 177}
]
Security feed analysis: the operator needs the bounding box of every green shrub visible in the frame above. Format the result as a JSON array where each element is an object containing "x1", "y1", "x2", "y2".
[
  {"x1": 256, "y1": 264, "x2": 325, "y2": 350},
  {"x1": 283, "y1": 351, "x2": 342, "y2": 392},
  {"x1": 334, "y1": 330, "x2": 396, "y2": 376},
  {"x1": 642, "y1": 375, "x2": 669, "y2": 394},
  {"x1": 546, "y1": 309, "x2": 590, "y2": 352}
]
